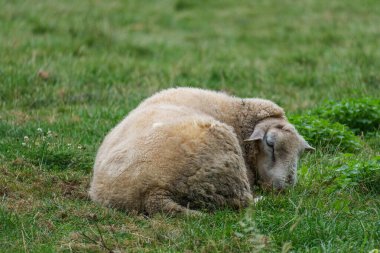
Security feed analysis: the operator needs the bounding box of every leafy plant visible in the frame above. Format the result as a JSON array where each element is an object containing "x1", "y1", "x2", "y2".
[
  {"x1": 312, "y1": 98, "x2": 380, "y2": 134},
  {"x1": 325, "y1": 154, "x2": 380, "y2": 193},
  {"x1": 289, "y1": 115, "x2": 362, "y2": 152}
]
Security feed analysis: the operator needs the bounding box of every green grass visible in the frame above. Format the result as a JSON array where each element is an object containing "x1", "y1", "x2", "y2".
[{"x1": 0, "y1": 0, "x2": 379, "y2": 252}]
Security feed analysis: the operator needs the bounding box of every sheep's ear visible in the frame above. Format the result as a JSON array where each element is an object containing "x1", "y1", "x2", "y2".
[
  {"x1": 244, "y1": 127, "x2": 265, "y2": 142},
  {"x1": 303, "y1": 140, "x2": 315, "y2": 152}
]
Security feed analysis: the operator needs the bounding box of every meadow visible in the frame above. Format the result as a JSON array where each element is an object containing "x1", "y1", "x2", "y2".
[{"x1": 0, "y1": 0, "x2": 379, "y2": 252}]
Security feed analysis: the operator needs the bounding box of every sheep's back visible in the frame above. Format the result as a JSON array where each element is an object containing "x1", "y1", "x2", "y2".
[{"x1": 90, "y1": 104, "x2": 224, "y2": 210}]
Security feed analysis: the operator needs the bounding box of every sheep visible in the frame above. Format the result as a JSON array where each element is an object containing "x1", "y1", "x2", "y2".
[{"x1": 89, "y1": 87, "x2": 314, "y2": 215}]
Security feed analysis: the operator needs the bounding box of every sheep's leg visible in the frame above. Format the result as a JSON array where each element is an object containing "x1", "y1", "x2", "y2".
[{"x1": 145, "y1": 193, "x2": 202, "y2": 216}]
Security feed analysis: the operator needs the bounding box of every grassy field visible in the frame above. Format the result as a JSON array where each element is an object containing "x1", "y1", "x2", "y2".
[{"x1": 1, "y1": 0, "x2": 379, "y2": 252}]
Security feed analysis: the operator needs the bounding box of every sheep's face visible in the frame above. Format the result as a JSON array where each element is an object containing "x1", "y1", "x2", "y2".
[{"x1": 245, "y1": 118, "x2": 314, "y2": 190}]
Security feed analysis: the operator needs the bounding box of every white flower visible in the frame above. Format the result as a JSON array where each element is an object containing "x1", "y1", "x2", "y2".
[
  {"x1": 37, "y1": 128, "x2": 43, "y2": 133},
  {"x1": 24, "y1": 136, "x2": 29, "y2": 142}
]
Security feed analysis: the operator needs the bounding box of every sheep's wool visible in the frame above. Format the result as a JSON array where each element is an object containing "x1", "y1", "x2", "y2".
[{"x1": 89, "y1": 87, "x2": 287, "y2": 215}]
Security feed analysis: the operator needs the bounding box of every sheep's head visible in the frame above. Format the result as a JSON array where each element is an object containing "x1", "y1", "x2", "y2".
[{"x1": 245, "y1": 117, "x2": 314, "y2": 190}]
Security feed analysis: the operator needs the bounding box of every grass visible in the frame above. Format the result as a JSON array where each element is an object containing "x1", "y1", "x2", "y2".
[{"x1": 0, "y1": 0, "x2": 379, "y2": 252}]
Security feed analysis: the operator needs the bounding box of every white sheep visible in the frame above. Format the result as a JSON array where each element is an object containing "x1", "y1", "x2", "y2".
[{"x1": 89, "y1": 87, "x2": 313, "y2": 215}]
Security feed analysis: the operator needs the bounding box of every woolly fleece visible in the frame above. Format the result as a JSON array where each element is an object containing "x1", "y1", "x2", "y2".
[{"x1": 89, "y1": 87, "x2": 286, "y2": 215}]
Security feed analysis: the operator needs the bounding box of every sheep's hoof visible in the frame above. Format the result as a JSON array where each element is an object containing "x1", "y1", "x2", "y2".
[{"x1": 184, "y1": 209, "x2": 204, "y2": 217}]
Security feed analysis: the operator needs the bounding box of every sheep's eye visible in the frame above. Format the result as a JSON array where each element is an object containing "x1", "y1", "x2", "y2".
[
  {"x1": 266, "y1": 137, "x2": 276, "y2": 162},
  {"x1": 266, "y1": 138, "x2": 274, "y2": 148}
]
